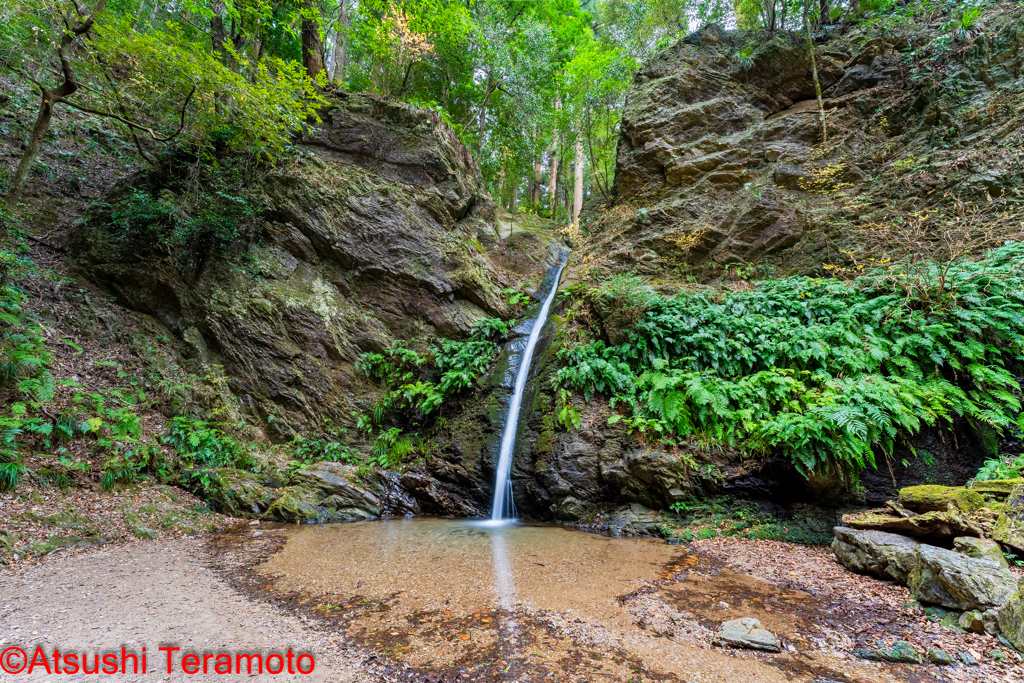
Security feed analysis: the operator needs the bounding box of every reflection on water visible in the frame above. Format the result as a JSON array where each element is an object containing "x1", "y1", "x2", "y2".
[{"x1": 261, "y1": 518, "x2": 681, "y2": 618}]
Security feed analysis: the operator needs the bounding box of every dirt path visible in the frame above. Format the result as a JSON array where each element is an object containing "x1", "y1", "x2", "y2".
[{"x1": 0, "y1": 538, "x2": 368, "y2": 682}]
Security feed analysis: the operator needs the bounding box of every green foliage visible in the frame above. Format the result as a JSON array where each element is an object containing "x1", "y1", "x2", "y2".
[
  {"x1": 291, "y1": 421, "x2": 355, "y2": 463},
  {"x1": 163, "y1": 417, "x2": 255, "y2": 471},
  {"x1": 501, "y1": 288, "x2": 531, "y2": 308},
  {"x1": 370, "y1": 427, "x2": 415, "y2": 468},
  {"x1": 974, "y1": 454, "x2": 1024, "y2": 481},
  {"x1": 359, "y1": 318, "x2": 510, "y2": 426},
  {"x1": 107, "y1": 187, "x2": 257, "y2": 263},
  {"x1": 557, "y1": 243, "x2": 1024, "y2": 478},
  {"x1": 555, "y1": 389, "x2": 581, "y2": 431}
]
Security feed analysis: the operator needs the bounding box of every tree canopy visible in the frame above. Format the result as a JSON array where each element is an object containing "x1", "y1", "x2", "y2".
[{"x1": 1, "y1": 0, "x2": 870, "y2": 211}]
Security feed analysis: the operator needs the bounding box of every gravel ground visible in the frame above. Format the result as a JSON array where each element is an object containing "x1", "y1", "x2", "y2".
[{"x1": 0, "y1": 537, "x2": 370, "y2": 682}]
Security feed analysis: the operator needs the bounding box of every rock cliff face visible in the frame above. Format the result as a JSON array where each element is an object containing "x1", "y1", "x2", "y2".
[
  {"x1": 71, "y1": 94, "x2": 553, "y2": 444},
  {"x1": 523, "y1": 13, "x2": 1024, "y2": 522},
  {"x1": 579, "y1": 15, "x2": 1024, "y2": 280}
]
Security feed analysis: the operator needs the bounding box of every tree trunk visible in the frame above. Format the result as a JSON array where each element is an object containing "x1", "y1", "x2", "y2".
[
  {"x1": 819, "y1": 0, "x2": 830, "y2": 27},
  {"x1": 328, "y1": 1, "x2": 350, "y2": 83},
  {"x1": 496, "y1": 166, "x2": 505, "y2": 212},
  {"x1": 7, "y1": 91, "x2": 55, "y2": 201},
  {"x1": 302, "y1": 2, "x2": 325, "y2": 79},
  {"x1": 510, "y1": 178, "x2": 518, "y2": 215},
  {"x1": 531, "y1": 162, "x2": 542, "y2": 205},
  {"x1": 848, "y1": 0, "x2": 860, "y2": 16},
  {"x1": 803, "y1": 0, "x2": 827, "y2": 143},
  {"x1": 572, "y1": 137, "x2": 584, "y2": 227},
  {"x1": 548, "y1": 99, "x2": 560, "y2": 218},
  {"x1": 210, "y1": 3, "x2": 237, "y2": 71},
  {"x1": 6, "y1": 0, "x2": 105, "y2": 202}
]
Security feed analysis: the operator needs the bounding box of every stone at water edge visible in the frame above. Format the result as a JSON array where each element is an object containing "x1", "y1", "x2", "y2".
[
  {"x1": 909, "y1": 544, "x2": 1017, "y2": 611},
  {"x1": 998, "y1": 587, "x2": 1024, "y2": 652},
  {"x1": 831, "y1": 526, "x2": 920, "y2": 583},
  {"x1": 953, "y1": 536, "x2": 1009, "y2": 568},
  {"x1": 715, "y1": 617, "x2": 782, "y2": 652}
]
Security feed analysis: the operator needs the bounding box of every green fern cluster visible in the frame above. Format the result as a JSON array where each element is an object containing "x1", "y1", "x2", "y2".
[
  {"x1": 556, "y1": 243, "x2": 1024, "y2": 478},
  {"x1": 358, "y1": 317, "x2": 510, "y2": 428}
]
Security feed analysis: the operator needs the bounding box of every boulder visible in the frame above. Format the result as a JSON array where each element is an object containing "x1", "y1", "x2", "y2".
[
  {"x1": 998, "y1": 587, "x2": 1024, "y2": 652},
  {"x1": 264, "y1": 485, "x2": 376, "y2": 523},
  {"x1": 992, "y1": 484, "x2": 1024, "y2": 553},
  {"x1": 958, "y1": 610, "x2": 985, "y2": 633},
  {"x1": 263, "y1": 462, "x2": 381, "y2": 523},
  {"x1": 715, "y1": 617, "x2": 781, "y2": 652},
  {"x1": 908, "y1": 545, "x2": 1017, "y2": 611},
  {"x1": 853, "y1": 641, "x2": 922, "y2": 663},
  {"x1": 204, "y1": 468, "x2": 280, "y2": 518},
  {"x1": 899, "y1": 485, "x2": 985, "y2": 513},
  {"x1": 972, "y1": 479, "x2": 1024, "y2": 499},
  {"x1": 831, "y1": 526, "x2": 920, "y2": 583},
  {"x1": 841, "y1": 506, "x2": 981, "y2": 542},
  {"x1": 953, "y1": 536, "x2": 1008, "y2": 568}
]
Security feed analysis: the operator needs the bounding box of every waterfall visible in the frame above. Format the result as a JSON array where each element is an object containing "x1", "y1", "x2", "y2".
[{"x1": 490, "y1": 259, "x2": 567, "y2": 521}]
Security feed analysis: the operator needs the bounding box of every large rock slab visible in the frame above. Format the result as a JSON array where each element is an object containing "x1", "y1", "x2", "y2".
[
  {"x1": 715, "y1": 617, "x2": 781, "y2": 652},
  {"x1": 908, "y1": 545, "x2": 1017, "y2": 611},
  {"x1": 973, "y1": 479, "x2": 1024, "y2": 499},
  {"x1": 841, "y1": 507, "x2": 981, "y2": 542},
  {"x1": 899, "y1": 485, "x2": 985, "y2": 513},
  {"x1": 831, "y1": 526, "x2": 920, "y2": 584},
  {"x1": 291, "y1": 462, "x2": 380, "y2": 513},
  {"x1": 992, "y1": 484, "x2": 1024, "y2": 554}
]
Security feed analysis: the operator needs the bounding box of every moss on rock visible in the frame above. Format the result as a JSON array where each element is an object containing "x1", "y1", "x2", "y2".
[{"x1": 899, "y1": 485, "x2": 985, "y2": 513}]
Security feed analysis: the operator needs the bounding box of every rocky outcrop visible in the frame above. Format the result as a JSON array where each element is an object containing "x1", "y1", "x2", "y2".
[
  {"x1": 577, "y1": 14, "x2": 1024, "y2": 279},
  {"x1": 832, "y1": 526, "x2": 1018, "y2": 612},
  {"x1": 911, "y1": 544, "x2": 1017, "y2": 612},
  {"x1": 832, "y1": 527, "x2": 921, "y2": 584},
  {"x1": 70, "y1": 94, "x2": 542, "y2": 444}
]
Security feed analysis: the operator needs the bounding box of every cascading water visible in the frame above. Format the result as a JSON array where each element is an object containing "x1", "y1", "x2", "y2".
[{"x1": 490, "y1": 258, "x2": 567, "y2": 522}]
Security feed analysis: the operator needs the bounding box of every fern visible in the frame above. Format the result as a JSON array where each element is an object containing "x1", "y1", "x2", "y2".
[{"x1": 556, "y1": 242, "x2": 1024, "y2": 478}]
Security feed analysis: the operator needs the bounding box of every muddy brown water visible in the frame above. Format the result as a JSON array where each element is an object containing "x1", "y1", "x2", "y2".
[
  {"x1": 237, "y1": 519, "x2": 939, "y2": 683},
  {"x1": 262, "y1": 518, "x2": 681, "y2": 617}
]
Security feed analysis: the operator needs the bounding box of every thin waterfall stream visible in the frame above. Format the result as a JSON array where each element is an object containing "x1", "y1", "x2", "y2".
[{"x1": 490, "y1": 257, "x2": 567, "y2": 521}]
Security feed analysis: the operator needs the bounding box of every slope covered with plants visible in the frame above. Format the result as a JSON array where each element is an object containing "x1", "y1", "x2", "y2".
[{"x1": 556, "y1": 243, "x2": 1024, "y2": 482}]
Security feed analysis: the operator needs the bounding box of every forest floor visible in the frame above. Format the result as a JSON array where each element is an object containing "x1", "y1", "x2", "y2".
[{"x1": 3, "y1": 523, "x2": 1017, "y2": 683}]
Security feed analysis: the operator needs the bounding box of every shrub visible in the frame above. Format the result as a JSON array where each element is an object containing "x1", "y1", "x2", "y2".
[
  {"x1": 557, "y1": 242, "x2": 1024, "y2": 479},
  {"x1": 163, "y1": 417, "x2": 255, "y2": 471}
]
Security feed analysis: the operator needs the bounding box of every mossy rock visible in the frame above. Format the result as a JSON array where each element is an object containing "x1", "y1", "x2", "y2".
[
  {"x1": 973, "y1": 479, "x2": 1024, "y2": 498},
  {"x1": 205, "y1": 468, "x2": 281, "y2": 518},
  {"x1": 263, "y1": 485, "x2": 376, "y2": 524},
  {"x1": 992, "y1": 484, "x2": 1024, "y2": 554},
  {"x1": 842, "y1": 508, "x2": 978, "y2": 542},
  {"x1": 899, "y1": 485, "x2": 985, "y2": 513},
  {"x1": 998, "y1": 588, "x2": 1024, "y2": 652}
]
